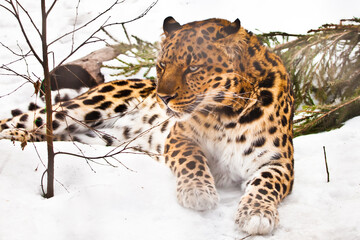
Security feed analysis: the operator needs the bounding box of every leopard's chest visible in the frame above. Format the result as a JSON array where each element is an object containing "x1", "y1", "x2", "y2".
[{"x1": 192, "y1": 119, "x2": 274, "y2": 188}]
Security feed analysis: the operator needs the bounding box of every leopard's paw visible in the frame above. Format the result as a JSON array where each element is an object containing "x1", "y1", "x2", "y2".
[
  {"x1": 0, "y1": 129, "x2": 33, "y2": 149},
  {"x1": 176, "y1": 178, "x2": 219, "y2": 211},
  {"x1": 235, "y1": 200, "x2": 279, "y2": 235},
  {"x1": 1, "y1": 128, "x2": 29, "y2": 139}
]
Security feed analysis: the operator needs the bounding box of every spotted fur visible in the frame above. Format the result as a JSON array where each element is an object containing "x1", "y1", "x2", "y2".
[
  {"x1": 0, "y1": 17, "x2": 294, "y2": 235},
  {"x1": 0, "y1": 79, "x2": 171, "y2": 158}
]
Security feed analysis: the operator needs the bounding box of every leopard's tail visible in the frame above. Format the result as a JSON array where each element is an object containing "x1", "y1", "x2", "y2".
[{"x1": 0, "y1": 79, "x2": 172, "y2": 158}]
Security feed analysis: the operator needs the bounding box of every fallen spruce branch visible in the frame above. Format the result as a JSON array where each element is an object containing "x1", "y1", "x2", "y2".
[{"x1": 294, "y1": 95, "x2": 360, "y2": 136}]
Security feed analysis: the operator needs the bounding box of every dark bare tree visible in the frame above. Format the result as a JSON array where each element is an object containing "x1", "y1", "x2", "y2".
[{"x1": 0, "y1": 0, "x2": 158, "y2": 198}]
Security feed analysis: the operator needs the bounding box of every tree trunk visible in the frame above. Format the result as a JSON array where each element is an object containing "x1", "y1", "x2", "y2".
[{"x1": 41, "y1": 0, "x2": 54, "y2": 198}]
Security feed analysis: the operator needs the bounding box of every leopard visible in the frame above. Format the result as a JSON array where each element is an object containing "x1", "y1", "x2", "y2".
[{"x1": 0, "y1": 17, "x2": 294, "y2": 235}]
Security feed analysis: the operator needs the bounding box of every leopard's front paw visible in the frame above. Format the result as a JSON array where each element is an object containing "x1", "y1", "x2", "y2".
[
  {"x1": 0, "y1": 129, "x2": 30, "y2": 141},
  {"x1": 235, "y1": 197, "x2": 279, "y2": 235},
  {"x1": 176, "y1": 178, "x2": 219, "y2": 211},
  {"x1": 0, "y1": 129, "x2": 33, "y2": 149}
]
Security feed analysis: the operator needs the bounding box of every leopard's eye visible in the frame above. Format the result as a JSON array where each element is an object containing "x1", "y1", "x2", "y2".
[
  {"x1": 188, "y1": 65, "x2": 200, "y2": 72},
  {"x1": 159, "y1": 62, "x2": 166, "y2": 69}
]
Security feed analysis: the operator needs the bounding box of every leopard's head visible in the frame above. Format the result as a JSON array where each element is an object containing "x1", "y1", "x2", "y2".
[{"x1": 156, "y1": 17, "x2": 254, "y2": 119}]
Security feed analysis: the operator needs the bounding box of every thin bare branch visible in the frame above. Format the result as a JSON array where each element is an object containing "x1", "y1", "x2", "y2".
[
  {"x1": 0, "y1": 64, "x2": 33, "y2": 82},
  {"x1": 239, "y1": 234, "x2": 253, "y2": 240},
  {"x1": 16, "y1": 42, "x2": 32, "y2": 80},
  {"x1": 122, "y1": 24, "x2": 132, "y2": 44},
  {"x1": 49, "y1": 0, "x2": 157, "y2": 67},
  {"x1": 0, "y1": 41, "x2": 24, "y2": 57},
  {"x1": 100, "y1": 27, "x2": 120, "y2": 43},
  {"x1": 46, "y1": 0, "x2": 58, "y2": 16},
  {"x1": 48, "y1": 0, "x2": 122, "y2": 47},
  {"x1": 56, "y1": 17, "x2": 111, "y2": 66},
  {"x1": 103, "y1": 0, "x2": 158, "y2": 27},
  {"x1": 0, "y1": 48, "x2": 34, "y2": 69},
  {"x1": 0, "y1": 3, "x2": 16, "y2": 17},
  {"x1": 15, "y1": 0, "x2": 42, "y2": 38},
  {"x1": 71, "y1": 0, "x2": 81, "y2": 53},
  {"x1": 4, "y1": 0, "x2": 43, "y2": 64},
  {"x1": 0, "y1": 81, "x2": 29, "y2": 99},
  {"x1": 54, "y1": 116, "x2": 171, "y2": 162}
]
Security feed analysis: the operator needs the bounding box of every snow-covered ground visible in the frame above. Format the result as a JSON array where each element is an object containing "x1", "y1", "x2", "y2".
[
  {"x1": 1, "y1": 117, "x2": 360, "y2": 240},
  {"x1": 0, "y1": 1, "x2": 360, "y2": 240}
]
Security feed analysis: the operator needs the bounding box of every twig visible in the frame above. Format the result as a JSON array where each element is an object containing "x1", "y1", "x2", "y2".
[
  {"x1": 260, "y1": 31, "x2": 305, "y2": 38},
  {"x1": 0, "y1": 81, "x2": 29, "y2": 99},
  {"x1": 56, "y1": 17, "x2": 111, "y2": 67},
  {"x1": 56, "y1": 0, "x2": 158, "y2": 67},
  {"x1": 30, "y1": 141, "x2": 69, "y2": 194},
  {"x1": 40, "y1": 169, "x2": 47, "y2": 197},
  {"x1": 308, "y1": 24, "x2": 360, "y2": 33},
  {"x1": 0, "y1": 64, "x2": 33, "y2": 82},
  {"x1": 14, "y1": 0, "x2": 42, "y2": 38},
  {"x1": 71, "y1": 0, "x2": 81, "y2": 53},
  {"x1": 54, "y1": 116, "x2": 172, "y2": 163},
  {"x1": 52, "y1": 103, "x2": 98, "y2": 172},
  {"x1": 0, "y1": 41, "x2": 25, "y2": 57},
  {"x1": 0, "y1": 2, "x2": 16, "y2": 18},
  {"x1": 17, "y1": 43, "x2": 31, "y2": 80},
  {"x1": 5, "y1": 0, "x2": 43, "y2": 64},
  {"x1": 40, "y1": 163, "x2": 70, "y2": 195},
  {"x1": 0, "y1": 49, "x2": 32, "y2": 69},
  {"x1": 48, "y1": 0, "x2": 122, "y2": 47},
  {"x1": 239, "y1": 234, "x2": 252, "y2": 240},
  {"x1": 110, "y1": 156, "x2": 136, "y2": 172},
  {"x1": 46, "y1": 0, "x2": 58, "y2": 16},
  {"x1": 322, "y1": 146, "x2": 330, "y2": 183},
  {"x1": 122, "y1": 24, "x2": 132, "y2": 45},
  {"x1": 103, "y1": 0, "x2": 158, "y2": 27},
  {"x1": 100, "y1": 27, "x2": 120, "y2": 43}
]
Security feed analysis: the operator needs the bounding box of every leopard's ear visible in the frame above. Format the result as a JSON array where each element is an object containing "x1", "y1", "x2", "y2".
[
  {"x1": 163, "y1": 17, "x2": 182, "y2": 36},
  {"x1": 223, "y1": 18, "x2": 241, "y2": 36}
]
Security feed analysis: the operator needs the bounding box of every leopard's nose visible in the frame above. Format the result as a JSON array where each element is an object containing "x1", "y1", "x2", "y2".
[{"x1": 158, "y1": 93, "x2": 177, "y2": 105}]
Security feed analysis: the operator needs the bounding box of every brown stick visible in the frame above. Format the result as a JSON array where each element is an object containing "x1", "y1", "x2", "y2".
[{"x1": 322, "y1": 146, "x2": 330, "y2": 183}]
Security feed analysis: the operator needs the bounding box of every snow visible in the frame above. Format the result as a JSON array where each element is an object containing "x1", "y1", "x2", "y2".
[
  {"x1": 1, "y1": 118, "x2": 360, "y2": 240},
  {"x1": 1, "y1": 1, "x2": 360, "y2": 240}
]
